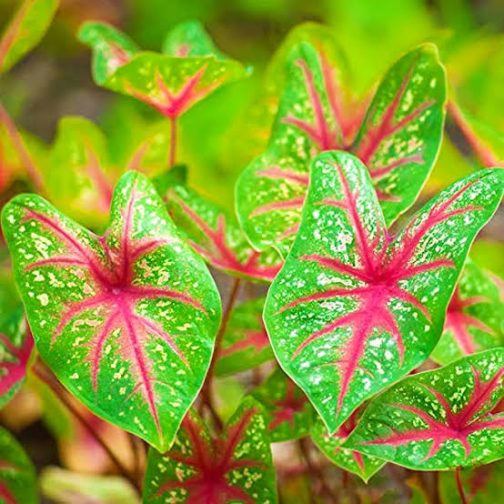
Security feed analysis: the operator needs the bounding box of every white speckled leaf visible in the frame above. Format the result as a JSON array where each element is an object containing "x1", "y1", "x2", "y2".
[
  {"x1": 264, "y1": 151, "x2": 504, "y2": 434},
  {"x1": 143, "y1": 397, "x2": 277, "y2": 503},
  {"x1": 432, "y1": 260, "x2": 504, "y2": 365},
  {"x1": 2, "y1": 171, "x2": 221, "y2": 452},
  {"x1": 236, "y1": 43, "x2": 445, "y2": 258},
  {"x1": 345, "y1": 349, "x2": 504, "y2": 470}
]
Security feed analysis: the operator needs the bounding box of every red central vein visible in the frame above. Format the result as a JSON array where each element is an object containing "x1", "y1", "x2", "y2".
[{"x1": 0, "y1": 331, "x2": 34, "y2": 396}]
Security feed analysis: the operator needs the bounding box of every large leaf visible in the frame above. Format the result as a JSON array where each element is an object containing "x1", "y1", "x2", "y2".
[
  {"x1": 215, "y1": 297, "x2": 273, "y2": 376},
  {"x1": 237, "y1": 43, "x2": 446, "y2": 258},
  {"x1": 0, "y1": 426, "x2": 37, "y2": 503},
  {"x1": 264, "y1": 151, "x2": 504, "y2": 434},
  {"x1": 164, "y1": 183, "x2": 281, "y2": 282},
  {"x1": 432, "y1": 260, "x2": 504, "y2": 365},
  {"x1": 143, "y1": 398, "x2": 277, "y2": 503},
  {"x1": 250, "y1": 368, "x2": 314, "y2": 442},
  {"x1": 0, "y1": 0, "x2": 58, "y2": 74},
  {"x1": 2, "y1": 171, "x2": 221, "y2": 451},
  {"x1": 79, "y1": 22, "x2": 247, "y2": 121},
  {"x1": 311, "y1": 409, "x2": 385, "y2": 482},
  {"x1": 345, "y1": 349, "x2": 504, "y2": 470}
]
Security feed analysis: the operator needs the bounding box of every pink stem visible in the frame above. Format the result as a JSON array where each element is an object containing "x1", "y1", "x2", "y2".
[{"x1": 169, "y1": 116, "x2": 177, "y2": 167}]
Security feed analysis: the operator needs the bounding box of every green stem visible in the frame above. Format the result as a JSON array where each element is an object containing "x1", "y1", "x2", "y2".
[{"x1": 169, "y1": 116, "x2": 177, "y2": 167}]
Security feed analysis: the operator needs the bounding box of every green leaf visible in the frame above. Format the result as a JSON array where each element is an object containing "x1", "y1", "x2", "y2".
[
  {"x1": 345, "y1": 349, "x2": 504, "y2": 470},
  {"x1": 215, "y1": 297, "x2": 273, "y2": 376},
  {"x1": 2, "y1": 171, "x2": 221, "y2": 452},
  {"x1": 143, "y1": 397, "x2": 277, "y2": 503},
  {"x1": 78, "y1": 22, "x2": 139, "y2": 85},
  {"x1": 432, "y1": 260, "x2": 504, "y2": 365},
  {"x1": 237, "y1": 43, "x2": 446, "y2": 258},
  {"x1": 311, "y1": 409, "x2": 385, "y2": 482},
  {"x1": 250, "y1": 368, "x2": 314, "y2": 442},
  {"x1": 162, "y1": 19, "x2": 225, "y2": 59},
  {"x1": 0, "y1": 426, "x2": 37, "y2": 504},
  {"x1": 164, "y1": 183, "x2": 282, "y2": 282},
  {"x1": 264, "y1": 151, "x2": 504, "y2": 434},
  {"x1": 0, "y1": 0, "x2": 58, "y2": 74}
]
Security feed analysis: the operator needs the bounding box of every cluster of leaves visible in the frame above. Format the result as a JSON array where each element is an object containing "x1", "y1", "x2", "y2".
[{"x1": 0, "y1": 0, "x2": 503, "y2": 503}]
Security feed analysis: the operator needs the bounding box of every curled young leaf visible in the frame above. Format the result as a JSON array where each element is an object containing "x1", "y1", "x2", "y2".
[
  {"x1": 143, "y1": 398, "x2": 277, "y2": 503},
  {"x1": 251, "y1": 368, "x2": 314, "y2": 442},
  {"x1": 264, "y1": 151, "x2": 504, "y2": 434},
  {"x1": 345, "y1": 349, "x2": 504, "y2": 470},
  {"x1": 237, "y1": 43, "x2": 446, "y2": 258},
  {"x1": 215, "y1": 297, "x2": 273, "y2": 376},
  {"x1": 164, "y1": 184, "x2": 281, "y2": 282},
  {"x1": 2, "y1": 171, "x2": 221, "y2": 451},
  {"x1": 432, "y1": 260, "x2": 504, "y2": 365},
  {"x1": 311, "y1": 409, "x2": 385, "y2": 482},
  {"x1": 0, "y1": 426, "x2": 37, "y2": 504},
  {"x1": 0, "y1": 0, "x2": 58, "y2": 74}
]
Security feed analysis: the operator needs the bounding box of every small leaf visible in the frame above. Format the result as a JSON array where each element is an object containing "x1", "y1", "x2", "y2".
[
  {"x1": 2, "y1": 171, "x2": 221, "y2": 451},
  {"x1": 162, "y1": 19, "x2": 225, "y2": 59},
  {"x1": 0, "y1": 426, "x2": 37, "y2": 503},
  {"x1": 432, "y1": 260, "x2": 504, "y2": 365},
  {"x1": 164, "y1": 183, "x2": 282, "y2": 282},
  {"x1": 264, "y1": 151, "x2": 504, "y2": 434},
  {"x1": 237, "y1": 43, "x2": 446, "y2": 257},
  {"x1": 215, "y1": 297, "x2": 273, "y2": 376},
  {"x1": 0, "y1": 0, "x2": 58, "y2": 74},
  {"x1": 311, "y1": 409, "x2": 385, "y2": 482},
  {"x1": 251, "y1": 368, "x2": 314, "y2": 442},
  {"x1": 78, "y1": 22, "x2": 139, "y2": 85},
  {"x1": 143, "y1": 397, "x2": 277, "y2": 503},
  {"x1": 345, "y1": 349, "x2": 504, "y2": 470}
]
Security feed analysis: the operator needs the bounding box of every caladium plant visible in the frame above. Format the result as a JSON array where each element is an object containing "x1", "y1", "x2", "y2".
[
  {"x1": 237, "y1": 39, "x2": 446, "y2": 258},
  {"x1": 143, "y1": 398, "x2": 277, "y2": 503},
  {"x1": 2, "y1": 171, "x2": 221, "y2": 451},
  {"x1": 264, "y1": 151, "x2": 504, "y2": 434},
  {"x1": 345, "y1": 349, "x2": 504, "y2": 470}
]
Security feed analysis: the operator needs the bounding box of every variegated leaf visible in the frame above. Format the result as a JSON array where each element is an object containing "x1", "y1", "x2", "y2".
[
  {"x1": 264, "y1": 151, "x2": 504, "y2": 434},
  {"x1": 164, "y1": 183, "x2": 281, "y2": 282},
  {"x1": 237, "y1": 44, "x2": 445, "y2": 258},
  {"x1": 143, "y1": 398, "x2": 277, "y2": 503},
  {"x1": 215, "y1": 297, "x2": 273, "y2": 376},
  {"x1": 2, "y1": 171, "x2": 221, "y2": 451},
  {"x1": 345, "y1": 349, "x2": 504, "y2": 470},
  {"x1": 251, "y1": 368, "x2": 314, "y2": 442},
  {"x1": 311, "y1": 409, "x2": 385, "y2": 482},
  {"x1": 432, "y1": 260, "x2": 504, "y2": 365}
]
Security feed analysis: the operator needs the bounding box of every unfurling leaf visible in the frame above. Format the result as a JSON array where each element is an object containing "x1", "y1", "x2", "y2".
[
  {"x1": 432, "y1": 260, "x2": 504, "y2": 365},
  {"x1": 143, "y1": 398, "x2": 277, "y2": 503},
  {"x1": 251, "y1": 368, "x2": 314, "y2": 442},
  {"x1": 215, "y1": 297, "x2": 273, "y2": 376},
  {"x1": 164, "y1": 184, "x2": 281, "y2": 282},
  {"x1": 264, "y1": 151, "x2": 504, "y2": 434},
  {"x1": 311, "y1": 408, "x2": 385, "y2": 482},
  {"x1": 0, "y1": 426, "x2": 37, "y2": 503},
  {"x1": 0, "y1": 0, "x2": 58, "y2": 74},
  {"x1": 237, "y1": 43, "x2": 446, "y2": 258},
  {"x1": 79, "y1": 21, "x2": 247, "y2": 122},
  {"x1": 345, "y1": 349, "x2": 504, "y2": 470},
  {"x1": 2, "y1": 171, "x2": 221, "y2": 451}
]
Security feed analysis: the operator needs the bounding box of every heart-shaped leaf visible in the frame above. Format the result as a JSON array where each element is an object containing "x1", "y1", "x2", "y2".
[
  {"x1": 264, "y1": 151, "x2": 504, "y2": 434},
  {"x1": 2, "y1": 171, "x2": 221, "y2": 451},
  {"x1": 164, "y1": 183, "x2": 282, "y2": 282},
  {"x1": 237, "y1": 43, "x2": 446, "y2": 257},
  {"x1": 345, "y1": 349, "x2": 504, "y2": 470},
  {"x1": 432, "y1": 260, "x2": 504, "y2": 365},
  {"x1": 311, "y1": 409, "x2": 385, "y2": 482},
  {"x1": 0, "y1": 0, "x2": 58, "y2": 74},
  {"x1": 143, "y1": 398, "x2": 277, "y2": 503},
  {"x1": 251, "y1": 368, "x2": 314, "y2": 442},
  {"x1": 215, "y1": 297, "x2": 273, "y2": 376},
  {"x1": 0, "y1": 426, "x2": 37, "y2": 504}
]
